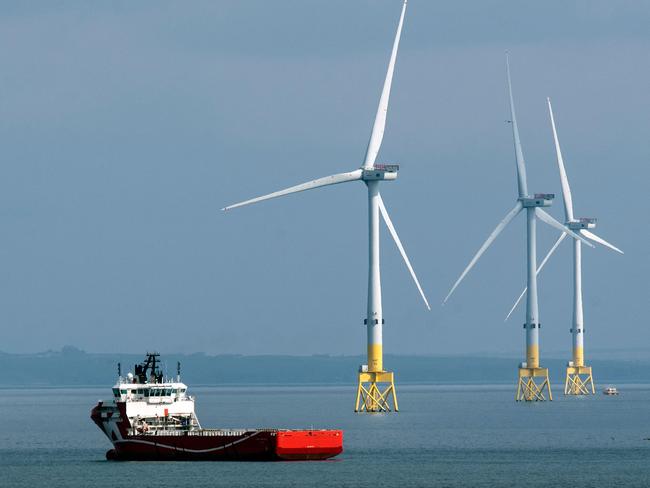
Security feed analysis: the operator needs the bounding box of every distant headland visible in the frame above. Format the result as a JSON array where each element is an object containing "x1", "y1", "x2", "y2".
[{"x1": 1, "y1": 346, "x2": 648, "y2": 387}]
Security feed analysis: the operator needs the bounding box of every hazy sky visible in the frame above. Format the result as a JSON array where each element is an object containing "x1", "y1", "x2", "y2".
[{"x1": 0, "y1": 1, "x2": 648, "y2": 358}]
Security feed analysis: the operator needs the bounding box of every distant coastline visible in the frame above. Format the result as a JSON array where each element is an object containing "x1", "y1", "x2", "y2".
[{"x1": 1, "y1": 346, "x2": 648, "y2": 387}]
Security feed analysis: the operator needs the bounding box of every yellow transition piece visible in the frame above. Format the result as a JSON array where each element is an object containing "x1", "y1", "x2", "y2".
[
  {"x1": 355, "y1": 371, "x2": 398, "y2": 413},
  {"x1": 565, "y1": 365, "x2": 595, "y2": 395},
  {"x1": 516, "y1": 367, "x2": 552, "y2": 402}
]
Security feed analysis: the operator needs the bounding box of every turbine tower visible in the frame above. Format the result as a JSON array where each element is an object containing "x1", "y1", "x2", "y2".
[
  {"x1": 443, "y1": 55, "x2": 592, "y2": 402},
  {"x1": 505, "y1": 98, "x2": 623, "y2": 395},
  {"x1": 223, "y1": 1, "x2": 430, "y2": 413}
]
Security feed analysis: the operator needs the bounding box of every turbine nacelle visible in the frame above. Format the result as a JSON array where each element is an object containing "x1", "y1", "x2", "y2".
[
  {"x1": 519, "y1": 193, "x2": 555, "y2": 208},
  {"x1": 567, "y1": 217, "x2": 597, "y2": 230},
  {"x1": 361, "y1": 164, "x2": 399, "y2": 181}
]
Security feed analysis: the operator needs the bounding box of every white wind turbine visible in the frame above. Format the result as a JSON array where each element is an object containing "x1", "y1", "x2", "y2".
[
  {"x1": 223, "y1": 1, "x2": 429, "y2": 413},
  {"x1": 443, "y1": 55, "x2": 593, "y2": 401},
  {"x1": 505, "y1": 97, "x2": 623, "y2": 395}
]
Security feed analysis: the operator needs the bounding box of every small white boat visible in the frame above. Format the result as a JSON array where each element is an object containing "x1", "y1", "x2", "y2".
[{"x1": 603, "y1": 387, "x2": 619, "y2": 396}]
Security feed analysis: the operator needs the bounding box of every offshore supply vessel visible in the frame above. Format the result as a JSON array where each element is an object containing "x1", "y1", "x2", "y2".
[{"x1": 91, "y1": 353, "x2": 343, "y2": 461}]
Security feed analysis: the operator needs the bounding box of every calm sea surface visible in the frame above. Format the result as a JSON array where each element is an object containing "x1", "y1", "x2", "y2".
[{"x1": 1, "y1": 384, "x2": 650, "y2": 487}]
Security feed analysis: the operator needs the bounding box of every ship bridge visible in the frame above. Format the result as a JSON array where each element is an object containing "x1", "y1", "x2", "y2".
[{"x1": 112, "y1": 381, "x2": 189, "y2": 404}]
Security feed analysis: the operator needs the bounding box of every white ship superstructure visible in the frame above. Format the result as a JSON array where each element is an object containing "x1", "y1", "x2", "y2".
[{"x1": 105, "y1": 353, "x2": 200, "y2": 435}]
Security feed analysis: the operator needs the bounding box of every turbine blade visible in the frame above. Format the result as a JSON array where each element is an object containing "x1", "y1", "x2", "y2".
[
  {"x1": 506, "y1": 54, "x2": 528, "y2": 198},
  {"x1": 505, "y1": 232, "x2": 568, "y2": 321},
  {"x1": 580, "y1": 229, "x2": 624, "y2": 254},
  {"x1": 362, "y1": 1, "x2": 407, "y2": 169},
  {"x1": 378, "y1": 193, "x2": 430, "y2": 310},
  {"x1": 443, "y1": 201, "x2": 523, "y2": 303},
  {"x1": 505, "y1": 288, "x2": 526, "y2": 323},
  {"x1": 547, "y1": 98, "x2": 574, "y2": 221},
  {"x1": 535, "y1": 208, "x2": 593, "y2": 247},
  {"x1": 222, "y1": 169, "x2": 363, "y2": 211}
]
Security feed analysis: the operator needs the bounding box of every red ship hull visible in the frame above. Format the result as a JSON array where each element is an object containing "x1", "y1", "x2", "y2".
[{"x1": 92, "y1": 403, "x2": 343, "y2": 461}]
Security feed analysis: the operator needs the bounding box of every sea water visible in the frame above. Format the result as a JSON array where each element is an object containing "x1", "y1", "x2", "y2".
[{"x1": 1, "y1": 384, "x2": 649, "y2": 487}]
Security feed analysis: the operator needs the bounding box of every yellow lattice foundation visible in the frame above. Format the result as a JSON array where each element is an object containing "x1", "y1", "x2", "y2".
[
  {"x1": 516, "y1": 367, "x2": 552, "y2": 402},
  {"x1": 564, "y1": 365, "x2": 595, "y2": 395},
  {"x1": 355, "y1": 371, "x2": 398, "y2": 412}
]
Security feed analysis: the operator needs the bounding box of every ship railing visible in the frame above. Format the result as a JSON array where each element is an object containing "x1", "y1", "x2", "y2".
[{"x1": 136, "y1": 428, "x2": 280, "y2": 437}]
